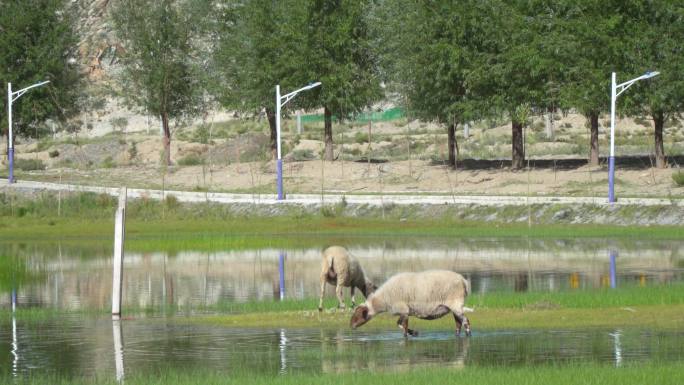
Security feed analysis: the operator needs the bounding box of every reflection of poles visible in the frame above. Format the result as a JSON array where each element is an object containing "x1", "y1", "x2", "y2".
[
  {"x1": 12, "y1": 296, "x2": 19, "y2": 377},
  {"x1": 112, "y1": 320, "x2": 125, "y2": 382},
  {"x1": 609, "y1": 250, "x2": 617, "y2": 289},
  {"x1": 610, "y1": 329, "x2": 623, "y2": 367},
  {"x1": 279, "y1": 329, "x2": 288, "y2": 374},
  {"x1": 278, "y1": 252, "x2": 286, "y2": 301}
]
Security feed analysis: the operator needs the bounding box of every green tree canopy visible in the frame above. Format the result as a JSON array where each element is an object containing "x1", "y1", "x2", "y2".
[
  {"x1": 0, "y1": 0, "x2": 81, "y2": 143},
  {"x1": 111, "y1": 0, "x2": 207, "y2": 165},
  {"x1": 212, "y1": 0, "x2": 308, "y2": 158},
  {"x1": 300, "y1": 0, "x2": 383, "y2": 161}
]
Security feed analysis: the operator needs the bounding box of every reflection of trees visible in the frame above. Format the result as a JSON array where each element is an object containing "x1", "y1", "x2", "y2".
[{"x1": 2, "y1": 241, "x2": 682, "y2": 311}]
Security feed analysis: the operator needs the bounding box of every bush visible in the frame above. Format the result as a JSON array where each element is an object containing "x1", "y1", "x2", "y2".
[
  {"x1": 15, "y1": 158, "x2": 46, "y2": 171},
  {"x1": 48, "y1": 150, "x2": 60, "y2": 158},
  {"x1": 110, "y1": 117, "x2": 129, "y2": 131},
  {"x1": 177, "y1": 153, "x2": 204, "y2": 166},
  {"x1": 673, "y1": 171, "x2": 684, "y2": 187},
  {"x1": 193, "y1": 124, "x2": 210, "y2": 144},
  {"x1": 291, "y1": 149, "x2": 315, "y2": 161},
  {"x1": 101, "y1": 156, "x2": 116, "y2": 168},
  {"x1": 128, "y1": 142, "x2": 138, "y2": 160},
  {"x1": 354, "y1": 131, "x2": 369, "y2": 144}
]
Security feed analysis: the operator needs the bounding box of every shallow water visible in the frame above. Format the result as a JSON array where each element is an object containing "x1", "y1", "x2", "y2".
[
  {"x1": 1, "y1": 237, "x2": 683, "y2": 310},
  {"x1": 2, "y1": 315, "x2": 684, "y2": 379},
  {"x1": 1, "y1": 236, "x2": 683, "y2": 379}
]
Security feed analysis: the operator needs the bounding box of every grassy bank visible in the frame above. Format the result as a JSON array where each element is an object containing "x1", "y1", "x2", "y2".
[
  {"x1": 1, "y1": 192, "x2": 683, "y2": 249},
  {"x1": 5, "y1": 362, "x2": 684, "y2": 385}
]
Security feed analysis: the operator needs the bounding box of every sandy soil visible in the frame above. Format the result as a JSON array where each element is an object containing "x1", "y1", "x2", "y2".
[
  {"x1": 15, "y1": 156, "x2": 681, "y2": 199},
  {"x1": 5, "y1": 112, "x2": 684, "y2": 198}
]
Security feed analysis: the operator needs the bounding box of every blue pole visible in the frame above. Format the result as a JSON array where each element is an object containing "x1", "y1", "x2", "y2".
[
  {"x1": 276, "y1": 159, "x2": 283, "y2": 200},
  {"x1": 8, "y1": 147, "x2": 14, "y2": 184},
  {"x1": 609, "y1": 250, "x2": 617, "y2": 289},
  {"x1": 278, "y1": 252, "x2": 285, "y2": 300},
  {"x1": 608, "y1": 156, "x2": 615, "y2": 203}
]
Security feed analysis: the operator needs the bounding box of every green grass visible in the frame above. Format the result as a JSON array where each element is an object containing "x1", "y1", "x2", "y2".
[{"x1": 5, "y1": 362, "x2": 684, "y2": 385}]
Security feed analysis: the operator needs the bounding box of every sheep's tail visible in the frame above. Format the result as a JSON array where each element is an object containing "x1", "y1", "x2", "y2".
[
  {"x1": 463, "y1": 276, "x2": 471, "y2": 298},
  {"x1": 463, "y1": 306, "x2": 475, "y2": 313}
]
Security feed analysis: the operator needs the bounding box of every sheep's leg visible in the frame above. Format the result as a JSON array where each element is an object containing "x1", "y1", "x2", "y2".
[
  {"x1": 453, "y1": 313, "x2": 463, "y2": 336},
  {"x1": 453, "y1": 312, "x2": 472, "y2": 337},
  {"x1": 335, "y1": 283, "x2": 346, "y2": 310},
  {"x1": 397, "y1": 315, "x2": 418, "y2": 337},
  {"x1": 350, "y1": 286, "x2": 356, "y2": 308},
  {"x1": 318, "y1": 273, "x2": 327, "y2": 312}
]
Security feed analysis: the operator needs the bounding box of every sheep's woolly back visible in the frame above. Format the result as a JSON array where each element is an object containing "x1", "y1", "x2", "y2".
[
  {"x1": 367, "y1": 270, "x2": 469, "y2": 318},
  {"x1": 322, "y1": 246, "x2": 367, "y2": 287}
]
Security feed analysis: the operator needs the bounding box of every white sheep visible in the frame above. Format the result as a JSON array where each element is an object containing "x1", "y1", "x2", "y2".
[
  {"x1": 350, "y1": 270, "x2": 472, "y2": 337},
  {"x1": 318, "y1": 246, "x2": 376, "y2": 311}
]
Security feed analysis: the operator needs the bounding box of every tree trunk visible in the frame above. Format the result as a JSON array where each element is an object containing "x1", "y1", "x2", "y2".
[
  {"x1": 266, "y1": 108, "x2": 277, "y2": 160},
  {"x1": 653, "y1": 111, "x2": 666, "y2": 168},
  {"x1": 589, "y1": 112, "x2": 599, "y2": 166},
  {"x1": 511, "y1": 121, "x2": 524, "y2": 169},
  {"x1": 447, "y1": 122, "x2": 458, "y2": 169},
  {"x1": 324, "y1": 106, "x2": 333, "y2": 161},
  {"x1": 161, "y1": 111, "x2": 171, "y2": 166}
]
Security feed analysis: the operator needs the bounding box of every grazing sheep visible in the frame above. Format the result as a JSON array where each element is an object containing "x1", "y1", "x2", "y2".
[
  {"x1": 350, "y1": 270, "x2": 472, "y2": 337},
  {"x1": 318, "y1": 246, "x2": 376, "y2": 312}
]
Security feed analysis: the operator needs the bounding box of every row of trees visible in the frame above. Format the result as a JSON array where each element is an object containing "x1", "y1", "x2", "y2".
[{"x1": 3, "y1": 0, "x2": 683, "y2": 169}]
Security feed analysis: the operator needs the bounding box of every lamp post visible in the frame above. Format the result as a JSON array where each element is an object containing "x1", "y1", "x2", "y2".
[
  {"x1": 608, "y1": 71, "x2": 658, "y2": 203},
  {"x1": 276, "y1": 82, "x2": 321, "y2": 200},
  {"x1": 7, "y1": 80, "x2": 50, "y2": 183}
]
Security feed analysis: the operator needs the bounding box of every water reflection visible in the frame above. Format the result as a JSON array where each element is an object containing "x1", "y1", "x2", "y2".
[
  {"x1": 611, "y1": 329, "x2": 623, "y2": 367},
  {"x1": 112, "y1": 320, "x2": 124, "y2": 382},
  {"x1": 2, "y1": 317, "x2": 684, "y2": 379},
  {"x1": 0, "y1": 240, "x2": 682, "y2": 311},
  {"x1": 11, "y1": 314, "x2": 18, "y2": 378}
]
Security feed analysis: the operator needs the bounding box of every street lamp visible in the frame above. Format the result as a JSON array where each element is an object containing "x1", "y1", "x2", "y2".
[
  {"x1": 608, "y1": 71, "x2": 658, "y2": 203},
  {"x1": 7, "y1": 80, "x2": 50, "y2": 183},
  {"x1": 275, "y1": 82, "x2": 321, "y2": 200}
]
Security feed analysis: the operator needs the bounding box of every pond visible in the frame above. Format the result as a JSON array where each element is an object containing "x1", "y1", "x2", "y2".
[
  {"x1": 1, "y1": 236, "x2": 683, "y2": 379},
  {"x1": 1, "y1": 237, "x2": 683, "y2": 310},
  {"x1": 2, "y1": 316, "x2": 684, "y2": 379}
]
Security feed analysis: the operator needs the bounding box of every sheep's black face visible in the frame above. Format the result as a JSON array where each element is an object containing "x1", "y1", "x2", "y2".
[{"x1": 350, "y1": 305, "x2": 370, "y2": 329}]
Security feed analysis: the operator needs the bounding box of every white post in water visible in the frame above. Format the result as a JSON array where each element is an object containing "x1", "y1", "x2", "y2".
[{"x1": 112, "y1": 187, "x2": 127, "y2": 319}]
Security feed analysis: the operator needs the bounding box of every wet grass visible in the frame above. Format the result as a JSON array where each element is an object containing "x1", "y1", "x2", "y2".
[{"x1": 5, "y1": 362, "x2": 684, "y2": 385}]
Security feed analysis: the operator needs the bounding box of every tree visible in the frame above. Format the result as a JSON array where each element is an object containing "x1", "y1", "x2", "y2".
[
  {"x1": 372, "y1": 0, "x2": 486, "y2": 168},
  {"x1": 111, "y1": 0, "x2": 205, "y2": 165},
  {"x1": 301, "y1": 0, "x2": 383, "y2": 161},
  {"x1": 624, "y1": 1, "x2": 684, "y2": 168},
  {"x1": 0, "y1": 0, "x2": 81, "y2": 146},
  {"x1": 212, "y1": 0, "x2": 308, "y2": 159}
]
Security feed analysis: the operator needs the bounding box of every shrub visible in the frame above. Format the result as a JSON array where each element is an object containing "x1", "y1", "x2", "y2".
[
  {"x1": 177, "y1": 153, "x2": 204, "y2": 166},
  {"x1": 15, "y1": 158, "x2": 45, "y2": 171},
  {"x1": 193, "y1": 124, "x2": 210, "y2": 144},
  {"x1": 110, "y1": 117, "x2": 129, "y2": 131},
  {"x1": 128, "y1": 142, "x2": 138, "y2": 160},
  {"x1": 101, "y1": 156, "x2": 116, "y2": 169},
  {"x1": 292, "y1": 149, "x2": 315, "y2": 161},
  {"x1": 165, "y1": 194, "x2": 180, "y2": 210},
  {"x1": 48, "y1": 150, "x2": 60, "y2": 158},
  {"x1": 354, "y1": 131, "x2": 369, "y2": 144},
  {"x1": 673, "y1": 171, "x2": 684, "y2": 187}
]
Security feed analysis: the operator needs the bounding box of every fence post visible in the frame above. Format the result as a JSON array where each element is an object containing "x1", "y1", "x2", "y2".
[{"x1": 112, "y1": 187, "x2": 127, "y2": 319}]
